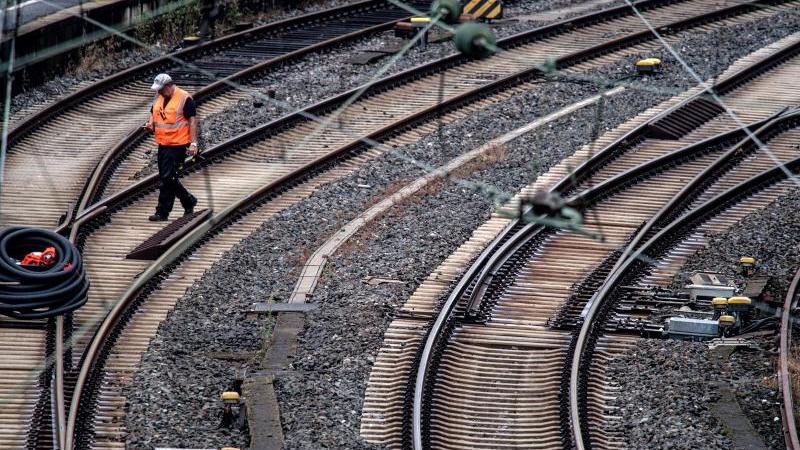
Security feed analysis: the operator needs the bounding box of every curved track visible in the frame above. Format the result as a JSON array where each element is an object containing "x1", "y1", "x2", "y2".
[
  {"x1": 1, "y1": 0, "x2": 424, "y2": 228},
  {"x1": 779, "y1": 268, "x2": 800, "y2": 450},
  {"x1": 570, "y1": 118, "x2": 800, "y2": 449},
  {"x1": 61, "y1": 2, "x2": 775, "y2": 446},
  {"x1": 2, "y1": 0, "x2": 800, "y2": 448},
  {"x1": 395, "y1": 30, "x2": 800, "y2": 450}
]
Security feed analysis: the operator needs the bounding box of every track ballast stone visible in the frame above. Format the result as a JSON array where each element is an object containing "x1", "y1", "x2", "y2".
[
  {"x1": 124, "y1": 10, "x2": 800, "y2": 450},
  {"x1": 668, "y1": 190, "x2": 800, "y2": 450},
  {"x1": 608, "y1": 340, "x2": 733, "y2": 450}
]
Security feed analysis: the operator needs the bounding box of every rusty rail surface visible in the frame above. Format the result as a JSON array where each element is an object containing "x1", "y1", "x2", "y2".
[
  {"x1": 59, "y1": 1, "x2": 691, "y2": 442},
  {"x1": 780, "y1": 268, "x2": 800, "y2": 450},
  {"x1": 410, "y1": 29, "x2": 800, "y2": 450},
  {"x1": 34, "y1": 0, "x2": 799, "y2": 448},
  {"x1": 77, "y1": 0, "x2": 693, "y2": 216},
  {"x1": 569, "y1": 109, "x2": 800, "y2": 449}
]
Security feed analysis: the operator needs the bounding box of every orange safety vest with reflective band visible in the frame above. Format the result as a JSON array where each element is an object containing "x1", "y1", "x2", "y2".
[{"x1": 152, "y1": 87, "x2": 192, "y2": 146}]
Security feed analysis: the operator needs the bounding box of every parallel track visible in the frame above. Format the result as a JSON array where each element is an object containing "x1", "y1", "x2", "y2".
[
  {"x1": 63, "y1": 2, "x2": 773, "y2": 446},
  {"x1": 1, "y1": 0, "x2": 425, "y2": 228},
  {"x1": 779, "y1": 268, "x2": 800, "y2": 450},
  {"x1": 571, "y1": 125, "x2": 800, "y2": 450},
  {"x1": 50, "y1": 1, "x2": 733, "y2": 447},
  {"x1": 2, "y1": 0, "x2": 799, "y2": 448},
  {"x1": 395, "y1": 30, "x2": 800, "y2": 450}
]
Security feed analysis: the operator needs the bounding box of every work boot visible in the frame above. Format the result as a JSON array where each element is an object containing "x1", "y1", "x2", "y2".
[
  {"x1": 149, "y1": 212, "x2": 169, "y2": 222},
  {"x1": 183, "y1": 196, "x2": 198, "y2": 216}
]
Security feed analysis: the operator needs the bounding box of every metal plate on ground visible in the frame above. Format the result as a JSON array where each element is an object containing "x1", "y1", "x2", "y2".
[
  {"x1": 646, "y1": 97, "x2": 724, "y2": 139},
  {"x1": 126, "y1": 209, "x2": 213, "y2": 260}
]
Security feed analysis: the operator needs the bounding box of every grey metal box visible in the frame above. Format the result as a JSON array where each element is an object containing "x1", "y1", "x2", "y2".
[{"x1": 667, "y1": 317, "x2": 719, "y2": 340}]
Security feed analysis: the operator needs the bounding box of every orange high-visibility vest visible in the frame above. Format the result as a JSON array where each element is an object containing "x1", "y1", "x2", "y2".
[{"x1": 152, "y1": 87, "x2": 192, "y2": 146}]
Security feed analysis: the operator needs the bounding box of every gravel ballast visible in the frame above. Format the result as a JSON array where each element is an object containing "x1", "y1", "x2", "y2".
[
  {"x1": 607, "y1": 338, "x2": 782, "y2": 450},
  {"x1": 665, "y1": 189, "x2": 800, "y2": 450},
  {"x1": 124, "y1": 10, "x2": 800, "y2": 450},
  {"x1": 608, "y1": 340, "x2": 733, "y2": 450}
]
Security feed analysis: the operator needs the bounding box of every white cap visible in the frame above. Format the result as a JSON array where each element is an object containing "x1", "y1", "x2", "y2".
[{"x1": 150, "y1": 73, "x2": 173, "y2": 91}]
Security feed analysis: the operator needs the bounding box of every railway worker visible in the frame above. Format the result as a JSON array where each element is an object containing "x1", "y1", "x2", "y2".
[{"x1": 144, "y1": 73, "x2": 199, "y2": 222}]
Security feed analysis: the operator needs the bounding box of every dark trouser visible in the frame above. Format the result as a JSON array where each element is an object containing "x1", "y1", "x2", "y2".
[{"x1": 156, "y1": 144, "x2": 194, "y2": 216}]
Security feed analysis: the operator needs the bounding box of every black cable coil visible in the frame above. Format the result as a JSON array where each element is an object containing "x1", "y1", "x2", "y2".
[{"x1": 0, "y1": 227, "x2": 89, "y2": 319}]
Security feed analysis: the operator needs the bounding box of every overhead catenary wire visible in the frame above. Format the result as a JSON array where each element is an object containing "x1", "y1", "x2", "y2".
[
  {"x1": 1, "y1": 0, "x2": 700, "y2": 195},
  {"x1": 2, "y1": 0, "x2": 796, "y2": 395},
  {"x1": 3, "y1": 0, "x2": 769, "y2": 232}
]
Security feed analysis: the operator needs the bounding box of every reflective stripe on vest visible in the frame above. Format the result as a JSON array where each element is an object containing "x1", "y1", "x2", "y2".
[{"x1": 153, "y1": 87, "x2": 191, "y2": 146}]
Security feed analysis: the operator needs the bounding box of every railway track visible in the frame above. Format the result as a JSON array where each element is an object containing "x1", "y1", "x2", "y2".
[
  {"x1": 779, "y1": 268, "x2": 800, "y2": 450},
  {"x1": 2, "y1": 0, "x2": 799, "y2": 448},
  {"x1": 569, "y1": 116, "x2": 800, "y2": 449},
  {"x1": 1, "y1": 0, "x2": 426, "y2": 228},
  {"x1": 353, "y1": 30, "x2": 800, "y2": 449},
  {"x1": 61, "y1": 0, "x2": 782, "y2": 387},
  {"x1": 40, "y1": 0, "x2": 794, "y2": 222}
]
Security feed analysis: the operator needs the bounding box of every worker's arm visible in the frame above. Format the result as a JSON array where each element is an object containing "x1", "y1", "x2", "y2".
[
  {"x1": 145, "y1": 110, "x2": 154, "y2": 132},
  {"x1": 188, "y1": 116, "x2": 199, "y2": 156}
]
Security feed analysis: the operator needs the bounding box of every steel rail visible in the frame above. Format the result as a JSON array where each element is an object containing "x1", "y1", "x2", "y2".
[
  {"x1": 413, "y1": 112, "x2": 798, "y2": 449},
  {"x1": 5, "y1": 0, "x2": 393, "y2": 145},
  {"x1": 57, "y1": 0, "x2": 730, "y2": 443},
  {"x1": 12, "y1": 0, "x2": 421, "y2": 232},
  {"x1": 48, "y1": 0, "x2": 800, "y2": 446},
  {"x1": 72, "y1": 0, "x2": 679, "y2": 220},
  {"x1": 75, "y1": 0, "x2": 693, "y2": 213},
  {"x1": 47, "y1": 205, "x2": 108, "y2": 449},
  {"x1": 779, "y1": 269, "x2": 800, "y2": 449},
  {"x1": 569, "y1": 153, "x2": 800, "y2": 448},
  {"x1": 61, "y1": 105, "x2": 423, "y2": 449},
  {"x1": 412, "y1": 11, "x2": 800, "y2": 450},
  {"x1": 462, "y1": 111, "x2": 782, "y2": 319},
  {"x1": 568, "y1": 107, "x2": 800, "y2": 448},
  {"x1": 53, "y1": 1, "x2": 708, "y2": 442},
  {"x1": 78, "y1": 0, "x2": 788, "y2": 225},
  {"x1": 75, "y1": 3, "x2": 427, "y2": 212},
  {"x1": 410, "y1": 33, "x2": 800, "y2": 449}
]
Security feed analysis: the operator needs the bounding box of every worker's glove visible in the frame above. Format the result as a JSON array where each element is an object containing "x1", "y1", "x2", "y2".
[{"x1": 189, "y1": 142, "x2": 199, "y2": 156}]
